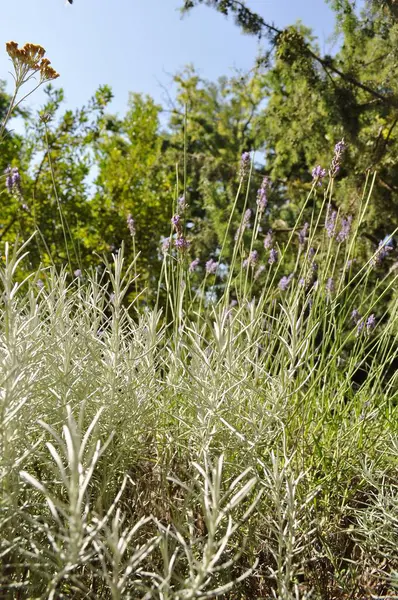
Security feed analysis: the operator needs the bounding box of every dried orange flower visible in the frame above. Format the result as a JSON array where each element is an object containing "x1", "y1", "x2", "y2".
[{"x1": 5, "y1": 41, "x2": 59, "y2": 80}]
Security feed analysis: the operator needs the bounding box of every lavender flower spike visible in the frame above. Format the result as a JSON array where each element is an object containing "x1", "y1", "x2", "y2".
[
  {"x1": 278, "y1": 273, "x2": 293, "y2": 291},
  {"x1": 189, "y1": 257, "x2": 200, "y2": 273},
  {"x1": 178, "y1": 195, "x2": 187, "y2": 212},
  {"x1": 206, "y1": 258, "x2": 218, "y2": 275},
  {"x1": 366, "y1": 314, "x2": 376, "y2": 333},
  {"x1": 325, "y1": 205, "x2": 337, "y2": 238},
  {"x1": 264, "y1": 230, "x2": 273, "y2": 250},
  {"x1": 268, "y1": 247, "x2": 278, "y2": 265},
  {"x1": 298, "y1": 222, "x2": 309, "y2": 246},
  {"x1": 329, "y1": 139, "x2": 346, "y2": 177},
  {"x1": 325, "y1": 277, "x2": 334, "y2": 294},
  {"x1": 174, "y1": 237, "x2": 190, "y2": 251},
  {"x1": 256, "y1": 176, "x2": 269, "y2": 213},
  {"x1": 336, "y1": 215, "x2": 352, "y2": 243},
  {"x1": 312, "y1": 165, "x2": 327, "y2": 185},
  {"x1": 239, "y1": 151, "x2": 251, "y2": 179},
  {"x1": 126, "y1": 213, "x2": 136, "y2": 237}
]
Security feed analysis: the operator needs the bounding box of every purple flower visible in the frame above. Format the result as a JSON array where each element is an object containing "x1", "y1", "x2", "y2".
[
  {"x1": 126, "y1": 213, "x2": 136, "y2": 237},
  {"x1": 5, "y1": 166, "x2": 12, "y2": 192},
  {"x1": 299, "y1": 277, "x2": 306, "y2": 287},
  {"x1": 243, "y1": 250, "x2": 259, "y2": 269},
  {"x1": 206, "y1": 258, "x2": 218, "y2": 275},
  {"x1": 356, "y1": 320, "x2": 365, "y2": 337},
  {"x1": 325, "y1": 205, "x2": 337, "y2": 238},
  {"x1": 240, "y1": 151, "x2": 251, "y2": 179},
  {"x1": 178, "y1": 195, "x2": 187, "y2": 212},
  {"x1": 174, "y1": 237, "x2": 190, "y2": 251},
  {"x1": 4, "y1": 166, "x2": 20, "y2": 193},
  {"x1": 308, "y1": 247, "x2": 316, "y2": 260},
  {"x1": 36, "y1": 279, "x2": 44, "y2": 289},
  {"x1": 325, "y1": 277, "x2": 334, "y2": 294},
  {"x1": 244, "y1": 208, "x2": 252, "y2": 225},
  {"x1": 268, "y1": 247, "x2": 278, "y2": 265},
  {"x1": 189, "y1": 257, "x2": 200, "y2": 273},
  {"x1": 330, "y1": 139, "x2": 346, "y2": 177},
  {"x1": 298, "y1": 222, "x2": 309, "y2": 246},
  {"x1": 336, "y1": 215, "x2": 352, "y2": 243},
  {"x1": 264, "y1": 230, "x2": 273, "y2": 250},
  {"x1": 235, "y1": 209, "x2": 252, "y2": 241},
  {"x1": 366, "y1": 314, "x2": 376, "y2": 333},
  {"x1": 11, "y1": 167, "x2": 21, "y2": 188},
  {"x1": 161, "y1": 238, "x2": 170, "y2": 253},
  {"x1": 372, "y1": 239, "x2": 393, "y2": 267},
  {"x1": 74, "y1": 269, "x2": 82, "y2": 278},
  {"x1": 312, "y1": 165, "x2": 327, "y2": 185},
  {"x1": 254, "y1": 265, "x2": 266, "y2": 280},
  {"x1": 171, "y1": 214, "x2": 181, "y2": 229},
  {"x1": 351, "y1": 309, "x2": 361, "y2": 324},
  {"x1": 278, "y1": 273, "x2": 293, "y2": 291},
  {"x1": 256, "y1": 177, "x2": 269, "y2": 213}
]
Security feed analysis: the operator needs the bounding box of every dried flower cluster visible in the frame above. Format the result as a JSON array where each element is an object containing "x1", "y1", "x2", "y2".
[{"x1": 6, "y1": 41, "x2": 59, "y2": 82}]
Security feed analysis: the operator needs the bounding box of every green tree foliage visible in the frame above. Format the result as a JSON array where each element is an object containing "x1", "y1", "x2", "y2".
[
  {"x1": 164, "y1": 66, "x2": 269, "y2": 259},
  {"x1": 93, "y1": 93, "x2": 175, "y2": 288},
  {"x1": 181, "y1": 0, "x2": 398, "y2": 240}
]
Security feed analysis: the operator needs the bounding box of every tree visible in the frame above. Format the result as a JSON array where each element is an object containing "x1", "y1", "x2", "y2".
[{"x1": 181, "y1": 0, "x2": 398, "y2": 241}]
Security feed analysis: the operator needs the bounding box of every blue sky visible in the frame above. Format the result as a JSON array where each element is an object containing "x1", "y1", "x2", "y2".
[{"x1": 0, "y1": 0, "x2": 337, "y2": 119}]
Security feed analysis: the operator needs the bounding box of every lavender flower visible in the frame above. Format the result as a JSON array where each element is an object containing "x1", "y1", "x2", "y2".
[
  {"x1": 372, "y1": 239, "x2": 393, "y2": 267},
  {"x1": 235, "y1": 208, "x2": 252, "y2": 241},
  {"x1": 244, "y1": 208, "x2": 252, "y2": 225},
  {"x1": 11, "y1": 167, "x2": 21, "y2": 189},
  {"x1": 268, "y1": 247, "x2": 278, "y2": 265},
  {"x1": 325, "y1": 277, "x2": 334, "y2": 294},
  {"x1": 126, "y1": 213, "x2": 136, "y2": 237},
  {"x1": 351, "y1": 309, "x2": 361, "y2": 324},
  {"x1": 278, "y1": 273, "x2": 293, "y2": 291},
  {"x1": 254, "y1": 264, "x2": 266, "y2": 280},
  {"x1": 336, "y1": 215, "x2": 352, "y2": 243},
  {"x1": 256, "y1": 177, "x2": 269, "y2": 213},
  {"x1": 171, "y1": 213, "x2": 181, "y2": 229},
  {"x1": 356, "y1": 320, "x2": 365, "y2": 337},
  {"x1": 312, "y1": 165, "x2": 327, "y2": 185},
  {"x1": 5, "y1": 166, "x2": 12, "y2": 192},
  {"x1": 206, "y1": 258, "x2": 218, "y2": 275},
  {"x1": 263, "y1": 230, "x2": 273, "y2": 250},
  {"x1": 243, "y1": 250, "x2": 259, "y2": 269},
  {"x1": 189, "y1": 257, "x2": 200, "y2": 273},
  {"x1": 239, "y1": 151, "x2": 251, "y2": 179},
  {"x1": 174, "y1": 237, "x2": 190, "y2": 251},
  {"x1": 308, "y1": 247, "x2": 316, "y2": 260},
  {"x1": 298, "y1": 222, "x2": 309, "y2": 246},
  {"x1": 4, "y1": 166, "x2": 21, "y2": 193},
  {"x1": 74, "y1": 269, "x2": 82, "y2": 278},
  {"x1": 36, "y1": 279, "x2": 44, "y2": 289},
  {"x1": 325, "y1": 205, "x2": 337, "y2": 238},
  {"x1": 161, "y1": 238, "x2": 170, "y2": 253},
  {"x1": 366, "y1": 314, "x2": 376, "y2": 333},
  {"x1": 329, "y1": 139, "x2": 346, "y2": 177},
  {"x1": 178, "y1": 195, "x2": 187, "y2": 212}
]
